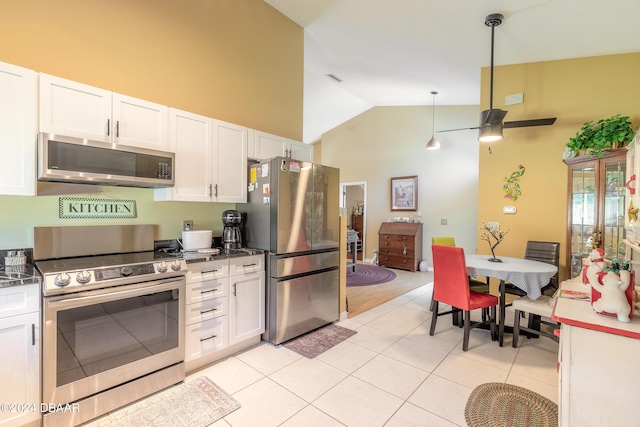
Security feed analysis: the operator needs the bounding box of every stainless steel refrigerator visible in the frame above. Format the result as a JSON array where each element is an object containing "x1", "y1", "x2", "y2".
[{"x1": 239, "y1": 157, "x2": 340, "y2": 345}]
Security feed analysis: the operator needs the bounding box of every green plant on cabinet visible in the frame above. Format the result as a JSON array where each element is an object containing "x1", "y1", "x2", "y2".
[{"x1": 564, "y1": 114, "x2": 635, "y2": 159}]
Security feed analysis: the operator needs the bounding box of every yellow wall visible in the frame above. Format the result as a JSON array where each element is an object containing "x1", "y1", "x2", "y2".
[
  {"x1": 0, "y1": 0, "x2": 302, "y2": 248},
  {"x1": 477, "y1": 53, "x2": 640, "y2": 280},
  {"x1": 320, "y1": 105, "x2": 481, "y2": 264}
]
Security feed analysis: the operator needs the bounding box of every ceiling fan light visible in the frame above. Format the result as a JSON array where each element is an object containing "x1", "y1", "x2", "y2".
[
  {"x1": 426, "y1": 136, "x2": 441, "y2": 150},
  {"x1": 478, "y1": 124, "x2": 503, "y2": 142}
]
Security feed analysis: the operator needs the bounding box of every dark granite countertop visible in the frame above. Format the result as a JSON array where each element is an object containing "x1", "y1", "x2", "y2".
[{"x1": 0, "y1": 264, "x2": 41, "y2": 288}]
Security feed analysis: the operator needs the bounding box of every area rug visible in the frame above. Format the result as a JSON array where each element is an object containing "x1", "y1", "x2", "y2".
[
  {"x1": 85, "y1": 377, "x2": 240, "y2": 427},
  {"x1": 283, "y1": 323, "x2": 357, "y2": 358},
  {"x1": 465, "y1": 382, "x2": 558, "y2": 427},
  {"x1": 347, "y1": 264, "x2": 396, "y2": 286}
]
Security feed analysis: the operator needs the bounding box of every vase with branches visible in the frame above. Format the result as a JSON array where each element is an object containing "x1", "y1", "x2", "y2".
[{"x1": 480, "y1": 222, "x2": 510, "y2": 262}]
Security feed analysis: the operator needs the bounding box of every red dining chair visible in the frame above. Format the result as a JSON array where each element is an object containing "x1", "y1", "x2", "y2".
[
  {"x1": 430, "y1": 244, "x2": 499, "y2": 351},
  {"x1": 429, "y1": 237, "x2": 490, "y2": 317}
]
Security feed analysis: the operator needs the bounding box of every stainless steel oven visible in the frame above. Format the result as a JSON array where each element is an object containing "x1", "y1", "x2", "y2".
[{"x1": 35, "y1": 225, "x2": 187, "y2": 427}]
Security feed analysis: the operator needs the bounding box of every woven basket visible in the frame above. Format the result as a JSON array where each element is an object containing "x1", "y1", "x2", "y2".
[{"x1": 465, "y1": 382, "x2": 558, "y2": 427}]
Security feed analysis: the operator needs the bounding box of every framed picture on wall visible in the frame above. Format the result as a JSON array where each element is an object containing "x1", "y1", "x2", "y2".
[{"x1": 390, "y1": 176, "x2": 418, "y2": 211}]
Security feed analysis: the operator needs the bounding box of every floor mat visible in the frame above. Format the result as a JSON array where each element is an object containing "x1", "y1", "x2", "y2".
[
  {"x1": 86, "y1": 376, "x2": 240, "y2": 427},
  {"x1": 283, "y1": 323, "x2": 357, "y2": 358}
]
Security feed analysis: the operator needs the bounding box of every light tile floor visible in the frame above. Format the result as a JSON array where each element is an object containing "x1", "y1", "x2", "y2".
[{"x1": 186, "y1": 280, "x2": 559, "y2": 427}]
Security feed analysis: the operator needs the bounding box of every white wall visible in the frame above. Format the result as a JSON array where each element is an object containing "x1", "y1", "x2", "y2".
[{"x1": 320, "y1": 104, "x2": 480, "y2": 266}]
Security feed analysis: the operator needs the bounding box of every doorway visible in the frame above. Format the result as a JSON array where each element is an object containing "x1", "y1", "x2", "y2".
[{"x1": 340, "y1": 181, "x2": 367, "y2": 262}]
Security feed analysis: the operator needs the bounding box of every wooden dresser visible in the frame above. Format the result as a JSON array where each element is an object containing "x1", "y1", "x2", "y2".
[{"x1": 378, "y1": 222, "x2": 422, "y2": 272}]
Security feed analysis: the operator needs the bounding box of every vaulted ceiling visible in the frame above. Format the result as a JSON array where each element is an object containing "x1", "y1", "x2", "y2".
[{"x1": 264, "y1": 0, "x2": 640, "y2": 143}]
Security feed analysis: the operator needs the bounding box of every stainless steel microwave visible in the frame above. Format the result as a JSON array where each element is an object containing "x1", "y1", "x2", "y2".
[{"x1": 38, "y1": 133, "x2": 175, "y2": 188}]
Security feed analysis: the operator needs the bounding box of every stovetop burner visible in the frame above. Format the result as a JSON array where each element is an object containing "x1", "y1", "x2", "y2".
[{"x1": 37, "y1": 251, "x2": 188, "y2": 296}]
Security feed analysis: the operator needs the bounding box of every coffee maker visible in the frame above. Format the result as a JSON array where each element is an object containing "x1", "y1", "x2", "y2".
[{"x1": 222, "y1": 210, "x2": 242, "y2": 251}]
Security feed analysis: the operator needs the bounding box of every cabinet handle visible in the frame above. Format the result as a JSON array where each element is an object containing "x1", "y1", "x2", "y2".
[
  {"x1": 201, "y1": 288, "x2": 218, "y2": 294},
  {"x1": 202, "y1": 269, "x2": 218, "y2": 274},
  {"x1": 242, "y1": 263, "x2": 257, "y2": 267},
  {"x1": 116, "y1": 120, "x2": 120, "y2": 137},
  {"x1": 107, "y1": 119, "x2": 110, "y2": 136},
  {"x1": 209, "y1": 184, "x2": 213, "y2": 197},
  {"x1": 32, "y1": 324, "x2": 35, "y2": 346},
  {"x1": 233, "y1": 283, "x2": 237, "y2": 296},
  {"x1": 200, "y1": 335, "x2": 217, "y2": 342},
  {"x1": 214, "y1": 184, "x2": 218, "y2": 197},
  {"x1": 201, "y1": 308, "x2": 218, "y2": 314}
]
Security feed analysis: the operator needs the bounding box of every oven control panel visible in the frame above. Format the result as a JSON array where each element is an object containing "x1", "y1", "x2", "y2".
[{"x1": 41, "y1": 259, "x2": 188, "y2": 295}]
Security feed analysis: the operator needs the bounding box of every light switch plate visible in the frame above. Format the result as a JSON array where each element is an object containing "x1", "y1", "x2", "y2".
[
  {"x1": 505, "y1": 93, "x2": 524, "y2": 105},
  {"x1": 503, "y1": 206, "x2": 517, "y2": 214}
]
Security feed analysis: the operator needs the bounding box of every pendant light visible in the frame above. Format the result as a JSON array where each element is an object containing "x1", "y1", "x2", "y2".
[{"x1": 426, "y1": 91, "x2": 441, "y2": 150}]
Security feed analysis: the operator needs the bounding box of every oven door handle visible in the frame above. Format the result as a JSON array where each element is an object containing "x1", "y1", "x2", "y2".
[{"x1": 46, "y1": 278, "x2": 184, "y2": 309}]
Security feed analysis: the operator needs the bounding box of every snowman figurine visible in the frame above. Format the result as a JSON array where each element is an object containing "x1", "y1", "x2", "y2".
[{"x1": 591, "y1": 270, "x2": 632, "y2": 323}]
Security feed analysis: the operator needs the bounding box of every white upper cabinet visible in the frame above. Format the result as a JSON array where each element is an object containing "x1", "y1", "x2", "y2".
[
  {"x1": 39, "y1": 73, "x2": 169, "y2": 151},
  {"x1": 213, "y1": 119, "x2": 248, "y2": 203},
  {"x1": 288, "y1": 139, "x2": 314, "y2": 162},
  {"x1": 155, "y1": 109, "x2": 247, "y2": 203},
  {"x1": 249, "y1": 129, "x2": 286, "y2": 159},
  {"x1": 0, "y1": 61, "x2": 37, "y2": 196},
  {"x1": 248, "y1": 129, "x2": 313, "y2": 162}
]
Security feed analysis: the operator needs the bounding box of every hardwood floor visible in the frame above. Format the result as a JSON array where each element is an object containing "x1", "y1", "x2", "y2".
[{"x1": 346, "y1": 267, "x2": 434, "y2": 318}]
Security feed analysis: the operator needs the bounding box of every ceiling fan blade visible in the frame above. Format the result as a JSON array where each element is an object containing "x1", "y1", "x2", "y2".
[
  {"x1": 503, "y1": 117, "x2": 557, "y2": 128},
  {"x1": 480, "y1": 109, "x2": 508, "y2": 125},
  {"x1": 436, "y1": 126, "x2": 481, "y2": 133}
]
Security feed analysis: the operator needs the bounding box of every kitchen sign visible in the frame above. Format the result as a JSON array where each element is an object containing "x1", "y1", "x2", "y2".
[{"x1": 59, "y1": 198, "x2": 137, "y2": 219}]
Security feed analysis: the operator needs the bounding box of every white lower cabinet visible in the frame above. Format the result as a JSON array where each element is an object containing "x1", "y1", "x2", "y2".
[
  {"x1": 0, "y1": 284, "x2": 40, "y2": 427},
  {"x1": 229, "y1": 272, "x2": 265, "y2": 343},
  {"x1": 184, "y1": 255, "x2": 265, "y2": 371}
]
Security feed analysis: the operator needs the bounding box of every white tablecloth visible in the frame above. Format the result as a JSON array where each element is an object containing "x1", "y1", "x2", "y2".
[{"x1": 465, "y1": 254, "x2": 558, "y2": 300}]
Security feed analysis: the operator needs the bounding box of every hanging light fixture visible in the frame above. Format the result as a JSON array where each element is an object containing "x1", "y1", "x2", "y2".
[{"x1": 426, "y1": 91, "x2": 441, "y2": 150}]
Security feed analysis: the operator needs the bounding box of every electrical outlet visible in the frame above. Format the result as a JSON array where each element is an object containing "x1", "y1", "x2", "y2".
[
  {"x1": 183, "y1": 220, "x2": 193, "y2": 231},
  {"x1": 441, "y1": 219, "x2": 447, "y2": 225}
]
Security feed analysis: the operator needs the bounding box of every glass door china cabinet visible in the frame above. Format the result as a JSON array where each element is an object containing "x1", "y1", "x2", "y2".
[{"x1": 564, "y1": 149, "x2": 626, "y2": 278}]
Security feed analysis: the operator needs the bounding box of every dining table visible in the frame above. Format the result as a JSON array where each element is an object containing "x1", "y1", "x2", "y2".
[{"x1": 465, "y1": 254, "x2": 558, "y2": 346}]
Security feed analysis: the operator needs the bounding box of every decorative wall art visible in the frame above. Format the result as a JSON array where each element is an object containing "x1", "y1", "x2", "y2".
[
  {"x1": 503, "y1": 164, "x2": 525, "y2": 200},
  {"x1": 390, "y1": 176, "x2": 418, "y2": 211},
  {"x1": 59, "y1": 198, "x2": 137, "y2": 219}
]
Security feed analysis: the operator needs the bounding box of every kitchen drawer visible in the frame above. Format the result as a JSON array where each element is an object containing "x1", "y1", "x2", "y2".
[
  {"x1": 186, "y1": 259, "x2": 229, "y2": 283},
  {"x1": 0, "y1": 284, "x2": 39, "y2": 319},
  {"x1": 186, "y1": 278, "x2": 227, "y2": 304},
  {"x1": 186, "y1": 297, "x2": 228, "y2": 325},
  {"x1": 185, "y1": 316, "x2": 228, "y2": 361},
  {"x1": 229, "y1": 254, "x2": 264, "y2": 276}
]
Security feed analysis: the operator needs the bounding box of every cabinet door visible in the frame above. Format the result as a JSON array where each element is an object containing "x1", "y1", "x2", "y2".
[
  {"x1": 252, "y1": 130, "x2": 285, "y2": 159},
  {"x1": 288, "y1": 140, "x2": 313, "y2": 162},
  {"x1": 212, "y1": 119, "x2": 247, "y2": 203},
  {"x1": 0, "y1": 312, "x2": 39, "y2": 427},
  {"x1": 112, "y1": 93, "x2": 169, "y2": 150},
  {"x1": 0, "y1": 62, "x2": 37, "y2": 196},
  {"x1": 566, "y1": 151, "x2": 626, "y2": 278},
  {"x1": 155, "y1": 109, "x2": 213, "y2": 202},
  {"x1": 229, "y1": 271, "x2": 265, "y2": 344},
  {"x1": 39, "y1": 73, "x2": 111, "y2": 142},
  {"x1": 599, "y1": 155, "x2": 626, "y2": 263}
]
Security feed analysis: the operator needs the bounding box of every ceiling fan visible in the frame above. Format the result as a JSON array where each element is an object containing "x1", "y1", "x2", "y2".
[{"x1": 438, "y1": 13, "x2": 556, "y2": 142}]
